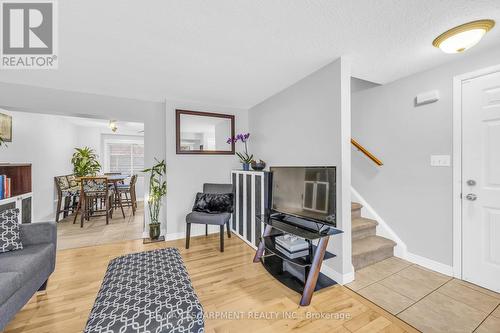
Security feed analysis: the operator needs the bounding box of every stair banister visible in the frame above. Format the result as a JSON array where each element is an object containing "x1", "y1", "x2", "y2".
[{"x1": 351, "y1": 139, "x2": 383, "y2": 166}]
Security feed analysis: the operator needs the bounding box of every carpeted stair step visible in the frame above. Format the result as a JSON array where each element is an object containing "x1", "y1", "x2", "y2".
[
  {"x1": 351, "y1": 202, "x2": 362, "y2": 218},
  {"x1": 352, "y1": 217, "x2": 378, "y2": 241},
  {"x1": 352, "y1": 235, "x2": 396, "y2": 270}
]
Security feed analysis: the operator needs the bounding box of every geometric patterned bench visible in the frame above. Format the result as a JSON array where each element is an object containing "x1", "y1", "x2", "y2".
[{"x1": 84, "y1": 248, "x2": 204, "y2": 333}]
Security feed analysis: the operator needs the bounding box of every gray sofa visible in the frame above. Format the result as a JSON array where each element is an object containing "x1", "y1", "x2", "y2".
[{"x1": 0, "y1": 222, "x2": 57, "y2": 331}]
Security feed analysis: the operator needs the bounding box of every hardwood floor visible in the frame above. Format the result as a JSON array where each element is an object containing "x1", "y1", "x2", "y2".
[
  {"x1": 56, "y1": 202, "x2": 144, "y2": 250},
  {"x1": 4, "y1": 233, "x2": 419, "y2": 333}
]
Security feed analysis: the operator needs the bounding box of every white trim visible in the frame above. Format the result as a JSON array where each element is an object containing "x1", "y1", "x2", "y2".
[
  {"x1": 351, "y1": 187, "x2": 407, "y2": 258},
  {"x1": 243, "y1": 174, "x2": 247, "y2": 240},
  {"x1": 235, "y1": 173, "x2": 240, "y2": 233},
  {"x1": 251, "y1": 174, "x2": 256, "y2": 245},
  {"x1": 1, "y1": 192, "x2": 34, "y2": 222},
  {"x1": 163, "y1": 229, "x2": 219, "y2": 242},
  {"x1": 0, "y1": 195, "x2": 20, "y2": 205},
  {"x1": 339, "y1": 56, "x2": 353, "y2": 277},
  {"x1": 405, "y1": 252, "x2": 454, "y2": 277},
  {"x1": 452, "y1": 64, "x2": 500, "y2": 279},
  {"x1": 232, "y1": 231, "x2": 258, "y2": 250},
  {"x1": 321, "y1": 264, "x2": 354, "y2": 284},
  {"x1": 260, "y1": 173, "x2": 265, "y2": 240},
  {"x1": 231, "y1": 170, "x2": 266, "y2": 176},
  {"x1": 102, "y1": 136, "x2": 144, "y2": 175}
]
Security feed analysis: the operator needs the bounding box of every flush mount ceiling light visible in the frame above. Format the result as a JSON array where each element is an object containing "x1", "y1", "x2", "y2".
[
  {"x1": 109, "y1": 120, "x2": 118, "y2": 132},
  {"x1": 433, "y1": 19, "x2": 495, "y2": 53}
]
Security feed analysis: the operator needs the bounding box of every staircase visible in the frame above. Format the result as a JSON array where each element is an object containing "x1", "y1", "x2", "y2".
[{"x1": 351, "y1": 202, "x2": 396, "y2": 270}]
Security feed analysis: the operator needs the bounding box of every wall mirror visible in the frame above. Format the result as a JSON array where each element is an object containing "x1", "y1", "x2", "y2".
[{"x1": 176, "y1": 109, "x2": 235, "y2": 154}]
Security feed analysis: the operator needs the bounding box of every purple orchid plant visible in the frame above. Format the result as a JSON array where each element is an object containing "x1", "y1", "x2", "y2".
[{"x1": 227, "y1": 133, "x2": 253, "y2": 164}]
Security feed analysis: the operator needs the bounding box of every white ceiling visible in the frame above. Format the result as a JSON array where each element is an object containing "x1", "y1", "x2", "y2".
[
  {"x1": 60, "y1": 116, "x2": 144, "y2": 133},
  {"x1": 0, "y1": 0, "x2": 499, "y2": 108}
]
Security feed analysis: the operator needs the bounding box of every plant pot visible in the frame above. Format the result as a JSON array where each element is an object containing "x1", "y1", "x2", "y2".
[
  {"x1": 149, "y1": 224, "x2": 161, "y2": 240},
  {"x1": 242, "y1": 163, "x2": 250, "y2": 171}
]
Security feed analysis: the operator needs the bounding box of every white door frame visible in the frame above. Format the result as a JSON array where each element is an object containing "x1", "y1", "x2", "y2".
[{"x1": 452, "y1": 64, "x2": 500, "y2": 279}]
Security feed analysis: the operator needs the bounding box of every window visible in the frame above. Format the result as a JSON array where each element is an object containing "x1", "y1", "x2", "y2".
[{"x1": 105, "y1": 141, "x2": 144, "y2": 175}]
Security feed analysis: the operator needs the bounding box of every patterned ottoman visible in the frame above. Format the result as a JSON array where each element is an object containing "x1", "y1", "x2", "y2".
[{"x1": 84, "y1": 248, "x2": 204, "y2": 333}]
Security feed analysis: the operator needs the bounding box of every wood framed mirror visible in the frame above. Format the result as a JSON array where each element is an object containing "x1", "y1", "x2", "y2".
[{"x1": 176, "y1": 109, "x2": 235, "y2": 155}]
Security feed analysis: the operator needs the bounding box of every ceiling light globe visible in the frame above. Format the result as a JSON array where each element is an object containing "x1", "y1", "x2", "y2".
[
  {"x1": 439, "y1": 29, "x2": 486, "y2": 53},
  {"x1": 433, "y1": 19, "x2": 495, "y2": 54}
]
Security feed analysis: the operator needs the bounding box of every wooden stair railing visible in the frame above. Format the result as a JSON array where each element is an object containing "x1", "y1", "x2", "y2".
[{"x1": 351, "y1": 139, "x2": 383, "y2": 166}]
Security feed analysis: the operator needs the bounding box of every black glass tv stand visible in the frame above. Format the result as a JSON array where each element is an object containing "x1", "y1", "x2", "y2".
[{"x1": 253, "y1": 214, "x2": 343, "y2": 306}]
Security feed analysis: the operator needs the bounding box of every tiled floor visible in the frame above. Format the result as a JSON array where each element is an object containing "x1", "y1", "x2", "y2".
[
  {"x1": 346, "y1": 257, "x2": 500, "y2": 333},
  {"x1": 56, "y1": 202, "x2": 145, "y2": 250}
]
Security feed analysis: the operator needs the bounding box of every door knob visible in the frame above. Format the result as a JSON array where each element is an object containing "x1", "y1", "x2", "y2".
[{"x1": 465, "y1": 193, "x2": 477, "y2": 201}]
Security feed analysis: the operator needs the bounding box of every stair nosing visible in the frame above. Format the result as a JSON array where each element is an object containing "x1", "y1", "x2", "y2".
[{"x1": 351, "y1": 202, "x2": 363, "y2": 211}]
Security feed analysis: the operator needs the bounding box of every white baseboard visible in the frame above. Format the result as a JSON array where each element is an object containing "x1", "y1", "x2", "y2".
[
  {"x1": 321, "y1": 264, "x2": 354, "y2": 284},
  {"x1": 351, "y1": 187, "x2": 407, "y2": 258},
  {"x1": 153, "y1": 229, "x2": 219, "y2": 241},
  {"x1": 401, "y1": 252, "x2": 454, "y2": 277}
]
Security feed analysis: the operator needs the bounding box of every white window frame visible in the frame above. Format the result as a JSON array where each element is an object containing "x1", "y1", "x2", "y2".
[{"x1": 102, "y1": 136, "x2": 145, "y2": 176}]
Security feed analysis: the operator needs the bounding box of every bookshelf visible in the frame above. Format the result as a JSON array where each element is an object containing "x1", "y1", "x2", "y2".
[{"x1": 0, "y1": 163, "x2": 33, "y2": 223}]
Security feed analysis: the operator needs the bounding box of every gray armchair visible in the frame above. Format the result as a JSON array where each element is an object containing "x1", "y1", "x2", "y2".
[
  {"x1": 0, "y1": 222, "x2": 57, "y2": 331},
  {"x1": 185, "y1": 183, "x2": 233, "y2": 252}
]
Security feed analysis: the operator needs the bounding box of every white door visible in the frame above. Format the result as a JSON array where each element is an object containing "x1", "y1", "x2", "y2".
[{"x1": 462, "y1": 70, "x2": 500, "y2": 292}]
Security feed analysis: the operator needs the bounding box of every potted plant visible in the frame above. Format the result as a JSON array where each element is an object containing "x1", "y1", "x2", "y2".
[
  {"x1": 71, "y1": 147, "x2": 102, "y2": 177},
  {"x1": 227, "y1": 133, "x2": 253, "y2": 171},
  {"x1": 143, "y1": 159, "x2": 166, "y2": 240}
]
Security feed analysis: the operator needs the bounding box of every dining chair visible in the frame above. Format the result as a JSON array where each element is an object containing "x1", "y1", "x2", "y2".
[
  {"x1": 185, "y1": 183, "x2": 233, "y2": 252},
  {"x1": 73, "y1": 177, "x2": 114, "y2": 228},
  {"x1": 105, "y1": 172, "x2": 127, "y2": 212},
  {"x1": 116, "y1": 174, "x2": 138, "y2": 215},
  {"x1": 54, "y1": 175, "x2": 80, "y2": 222}
]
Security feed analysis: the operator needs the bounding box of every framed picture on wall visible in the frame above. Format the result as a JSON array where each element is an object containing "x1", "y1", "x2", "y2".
[{"x1": 0, "y1": 113, "x2": 12, "y2": 142}]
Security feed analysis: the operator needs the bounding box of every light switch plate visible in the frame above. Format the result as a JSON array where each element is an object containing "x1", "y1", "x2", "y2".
[{"x1": 430, "y1": 155, "x2": 451, "y2": 167}]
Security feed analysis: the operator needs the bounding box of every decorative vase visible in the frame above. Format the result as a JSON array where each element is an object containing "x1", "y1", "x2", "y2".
[
  {"x1": 149, "y1": 223, "x2": 161, "y2": 240},
  {"x1": 242, "y1": 163, "x2": 250, "y2": 171},
  {"x1": 251, "y1": 159, "x2": 266, "y2": 171}
]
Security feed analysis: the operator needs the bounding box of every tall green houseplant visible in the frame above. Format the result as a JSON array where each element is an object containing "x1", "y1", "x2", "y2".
[
  {"x1": 143, "y1": 159, "x2": 166, "y2": 239},
  {"x1": 71, "y1": 147, "x2": 102, "y2": 177}
]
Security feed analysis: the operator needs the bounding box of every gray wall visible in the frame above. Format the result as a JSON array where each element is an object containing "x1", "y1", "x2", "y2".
[
  {"x1": 352, "y1": 45, "x2": 500, "y2": 266},
  {"x1": 0, "y1": 82, "x2": 166, "y2": 226},
  {"x1": 164, "y1": 100, "x2": 248, "y2": 237},
  {"x1": 0, "y1": 82, "x2": 165, "y2": 171},
  {"x1": 249, "y1": 58, "x2": 352, "y2": 280},
  {"x1": 0, "y1": 109, "x2": 77, "y2": 220},
  {"x1": 351, "y1": 77, "x2": 380, "y2": 93}
]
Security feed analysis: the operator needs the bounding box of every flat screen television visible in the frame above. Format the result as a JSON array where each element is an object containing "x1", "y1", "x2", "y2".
[{"x1": 270, "y1": 166, "x2": 336, "y2": 227}]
